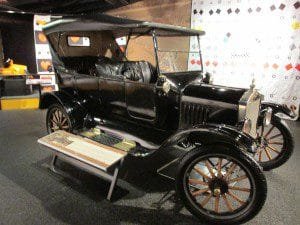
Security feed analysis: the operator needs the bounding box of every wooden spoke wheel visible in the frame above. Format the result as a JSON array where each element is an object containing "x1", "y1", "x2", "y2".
[
  {"x1": 256, "y1": 124, "x2": 283, "y2": 162},
  {"x1": 46, "y1": 104, "x2": 72, "y2": 133},
  {"x1": 255, "y1": 116, "x2": 294, "y2": 171},
  {"x1": 176, "y1": 145, "x2": 267, "y2": 225},
  {"x1": 188, "y1": 158, "x2": 251, "y2": 214}
]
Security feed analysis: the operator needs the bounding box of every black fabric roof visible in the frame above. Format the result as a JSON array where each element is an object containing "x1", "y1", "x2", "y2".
[
  {"x1": 43, "y1": 14, "x2": 205, "y2": 37},
  {"x1": 2, "y1": 0, "x2": 141, "y2": 14}
]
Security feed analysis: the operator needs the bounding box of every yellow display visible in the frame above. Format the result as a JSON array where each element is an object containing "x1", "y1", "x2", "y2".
[
  {"x1": 0, "y1": 98, "x2": 39, "y2": 110},
  {"x1": 0, "y1": 59, "x2": 27, "y2": 76}
]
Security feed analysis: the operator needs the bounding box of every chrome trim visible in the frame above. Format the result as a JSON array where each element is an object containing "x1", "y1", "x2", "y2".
[
  {"x1": 238, "y1": 80, "x2": 262, "y2": 138},
  {"x1": 162, "y1": 80, "x2": 171, "y2": 93},
  {"x1": 238, "y1": 105, "x2": 247, "y2": 121},
  {"x1": 242, "y1": 118, "x2": 252, "y2": 134},
  {"x1": 181, "y1": 96, "x2": 237, "y2": 110},
  {"x1": 243, "y1": 89, "x2": 261, "y2": 138}
]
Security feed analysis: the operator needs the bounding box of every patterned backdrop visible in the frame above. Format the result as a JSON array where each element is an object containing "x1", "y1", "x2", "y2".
[{"x1": 189, "y1": 0, "x2": 300, "y2": 119}]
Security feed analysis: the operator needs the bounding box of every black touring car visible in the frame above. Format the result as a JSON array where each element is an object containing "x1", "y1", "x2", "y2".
[{"x1": 39, "y1": 14, "x2": 295, "y2": 224}]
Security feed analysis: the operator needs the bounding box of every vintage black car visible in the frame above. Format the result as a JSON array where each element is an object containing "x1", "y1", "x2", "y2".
[{"x1": 40, "y1": 14, "x2": 295, "y2": 225}]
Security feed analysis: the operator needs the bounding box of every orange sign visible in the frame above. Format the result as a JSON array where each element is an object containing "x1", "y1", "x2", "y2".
[
  {"x1": 70, "y1": 36, "x2": 80, "y2": 43},
  {"x1": 38, "y1": 32, "x2": 47, "y2": 43},
  {"x1": 40, "y1": 60, "x2": 51, "y2": 71}
]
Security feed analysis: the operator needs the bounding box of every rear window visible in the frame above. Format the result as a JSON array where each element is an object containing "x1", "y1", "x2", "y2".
[{"x1": 67, "y1": 36, "x2": 90, "y2": 47}]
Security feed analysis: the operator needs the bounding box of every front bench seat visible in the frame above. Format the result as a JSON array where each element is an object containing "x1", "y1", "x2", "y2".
[
  {"x1": 95, "y1": 57, "x2": 124, "y2": 78},
  {"x1": 138, "y1": 61, "x2": 153, "y2": 83},
  {"x1": 122, "y1": 61, "x2": 155, "y2": 83},
  {"x1": 94, "y1": 58, "x2": 156, "y2": 83}
]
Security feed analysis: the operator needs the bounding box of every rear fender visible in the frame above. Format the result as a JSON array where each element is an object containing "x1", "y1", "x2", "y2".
[
  {"x1": 40, "y1": 91, "x2": 87, "y2": 129},
  {"x1": 160, "y1": 124, "x2": 256, "y2": 154},
  {"x1": 261, "y1": 102, "x2": 296, "y2": 119}
]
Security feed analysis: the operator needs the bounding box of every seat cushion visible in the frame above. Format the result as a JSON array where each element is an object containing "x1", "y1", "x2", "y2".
[
  {"x1": 138, "y1": 61, "x2": 153, "y2": 83},
  {"x1": 123, "y1": 61, "x2": 143, "y2": 82},
  {"x1": 122, "y1": 61, "x2": 155, "y2": 83},
  {"x1": 95, "y1": 58, "x2": 156, "y2": 83},
  {"x1": 95, "y1": 57, "x2": 124, "y2": 77}
]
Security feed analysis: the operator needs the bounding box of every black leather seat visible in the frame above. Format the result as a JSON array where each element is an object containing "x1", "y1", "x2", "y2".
[
  {"x1": 120, "y1": 61, "x2": 156, "y2": 83},
  {"x1": 60, "y1": 56, "x2": 157, "y2": 84},
  {"x1": 58, "y1": 56, "x2": 99, "y2": 88},
  {"x1": 95, "y1": 57, "x2": 124, "y2": 78},
  {"x1": 138, "y1": 61, "x2": 154, "y2": 83}
]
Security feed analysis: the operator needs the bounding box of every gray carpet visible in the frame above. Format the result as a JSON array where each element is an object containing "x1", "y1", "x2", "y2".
[{"x1": 0, "y1": 110, "x2": 299, "y2": 225}]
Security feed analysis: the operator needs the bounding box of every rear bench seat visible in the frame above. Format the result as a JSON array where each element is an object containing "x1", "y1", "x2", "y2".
[{"x1": 59, "y1": 56, "x2": 157, "y2": 85}]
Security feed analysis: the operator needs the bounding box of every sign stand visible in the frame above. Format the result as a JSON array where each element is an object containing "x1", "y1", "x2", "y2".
[
  {"x1": 38, "y1": 131, "x2": 127, "y2": 201},
  {"x1": 49, "y1": 152, "x2": 124, "y2": 201}
]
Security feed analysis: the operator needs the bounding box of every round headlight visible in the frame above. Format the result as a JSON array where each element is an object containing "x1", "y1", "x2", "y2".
[{"x1": 162, "y1": 81, "x2": 171, "y2": 94}]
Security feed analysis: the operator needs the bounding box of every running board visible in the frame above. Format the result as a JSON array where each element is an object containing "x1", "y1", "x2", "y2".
[
  {"x1": 94, "y1": 117, "x2": 161, "y2": 150},
  {"x1": 79, "y1": 127, "x2": 156, "y2": 157}
]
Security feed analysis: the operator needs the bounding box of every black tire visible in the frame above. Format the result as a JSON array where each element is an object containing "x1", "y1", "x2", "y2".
[
  {"x1": 176, "y1": 145, "x2": 267, "y2": 225},
  {"x1": 256, "y1": 116, "x2": 294, "y2": 171},
  {"x1": 46, "y1": 103, "x2": 73, "y2": 134}
]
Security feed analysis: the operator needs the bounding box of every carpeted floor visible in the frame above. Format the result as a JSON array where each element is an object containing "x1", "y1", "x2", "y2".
[{"x1": 0, "y1": 110, "x2": 299, "y2": 225}]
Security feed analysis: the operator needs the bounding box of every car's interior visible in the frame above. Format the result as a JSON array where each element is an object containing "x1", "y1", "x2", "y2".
[
  {"x1": 47, "y1": 31, "x2": 158, "y2": 86},
  {"x1": 60, "y1": 56, "x2": 157, "y2": 83}
]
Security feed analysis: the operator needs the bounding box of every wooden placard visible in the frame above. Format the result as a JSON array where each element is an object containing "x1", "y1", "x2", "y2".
[{"x1": 38, "y1": 130, "x2": 127, "y2": 171}]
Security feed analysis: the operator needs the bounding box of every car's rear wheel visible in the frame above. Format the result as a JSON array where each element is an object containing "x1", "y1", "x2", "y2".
[
  {"x1": 176, "y1": 145, "x2": 267, "y2": 225},
  {"x1": 255, "y1": 116, "x2": 294, "y2": 171},
  {"x1": 46, "y1": 104, "x2": 72, "y2": 134}
]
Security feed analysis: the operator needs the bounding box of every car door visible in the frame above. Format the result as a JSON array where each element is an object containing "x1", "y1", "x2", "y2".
[
  {"x1": 74, "y1": 73, "x2": 101, "y2": 112},
  {"x1": 125, "y1": 79, "x2": 156, "y2": 122},
  {"x1": 98, "y1": 74, "x2": 126, "y2": 116}
]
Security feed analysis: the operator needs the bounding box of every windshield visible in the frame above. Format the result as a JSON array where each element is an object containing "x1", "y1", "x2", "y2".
[
  {"x1": 156, "y1": 35, "x2": 202, "y2": 73},
  {"x1": 125, "y1": 34, "x2": 202, "y2": 74}
]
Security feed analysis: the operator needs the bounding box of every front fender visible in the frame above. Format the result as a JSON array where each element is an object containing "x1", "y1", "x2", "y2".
[
  {"x1": 40, "y1": 90, "x2": 87, "y2": 129},
  {"x1": 160, "y1": 124, "x2": 256, "y2": 154},
  {"x1": 261, "y1": 102, "x2": 296, "y2": 119}
]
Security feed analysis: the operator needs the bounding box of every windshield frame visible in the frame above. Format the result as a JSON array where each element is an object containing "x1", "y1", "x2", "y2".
[{"x1": 151, "y1": 30, "x2": 203, "y2": 74}]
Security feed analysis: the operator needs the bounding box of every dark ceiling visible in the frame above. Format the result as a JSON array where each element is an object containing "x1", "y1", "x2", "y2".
[{"x1": 0, "y1": 0, "x2": 140, "y2": 14}]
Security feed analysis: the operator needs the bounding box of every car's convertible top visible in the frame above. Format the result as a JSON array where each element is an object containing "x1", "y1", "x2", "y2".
[{"x1": 43, "y1": 14, "x2": 205, "y2": 37}]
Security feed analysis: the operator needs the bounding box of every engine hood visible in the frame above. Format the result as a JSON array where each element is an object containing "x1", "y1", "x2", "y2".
[{"x1": 183, "y1": 83, "x2": 247, "y2": 105}]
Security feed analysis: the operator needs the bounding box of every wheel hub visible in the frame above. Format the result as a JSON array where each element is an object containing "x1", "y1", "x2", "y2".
[
  {"x1": 259, "y1": 137, "x2": 268, "y2": 148},
  {"x1": 48, "y1": 108, "x2": 70, "y2": 133},
  {"x1": 209, "y1": 178, "x2": 228, "y2": 196}
]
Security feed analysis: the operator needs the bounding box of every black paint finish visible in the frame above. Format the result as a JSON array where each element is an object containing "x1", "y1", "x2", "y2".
[
  {"x1": 182, "y1": 83, "x2": 246, "y2": 105},
  {"x1": 40, "y1": 65, "x2": 249, "y2": 150},
  {"x1": 39, "y1": 15, "x2": 292, "y2": 156}
]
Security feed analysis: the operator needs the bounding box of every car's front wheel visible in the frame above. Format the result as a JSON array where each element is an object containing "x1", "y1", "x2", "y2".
[
  {"x1": 255, "y1": 115, "x2": 294, "y2": 171},
  {"x1": 176, "y1": 145, "x2": 267, "y2": 225},
  {"x1": 46, "y1": 103, "x2": 72, "y2": 134}
]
